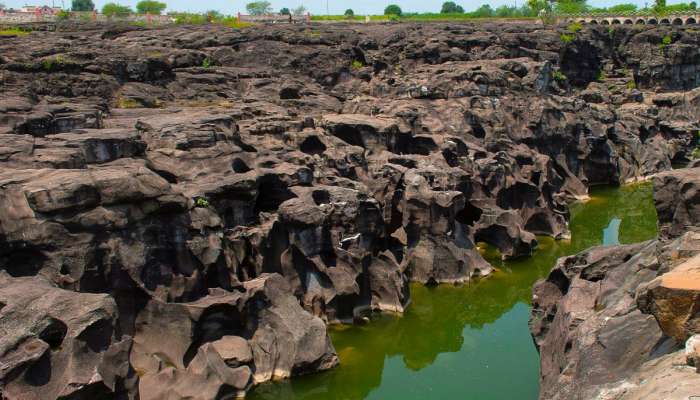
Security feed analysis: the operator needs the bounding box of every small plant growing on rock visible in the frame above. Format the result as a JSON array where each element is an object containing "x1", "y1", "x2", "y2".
[
  {"x1": 659, "y1": 34, "x2": 672, "y2": 50},
  {"x1": 560, "y1": 33, "x2": 575, "y2": 44},
  {"x1": 567, "y1": 22, "x2": 582, "y2": 34},
  {"x1": 692, "y1": 131, "x2": 700, "y2": 159},
  {"x1": 41, "y1": 55, "x2": 65, "y2": 72},
  {"x1": 596, "y1": 70, "x2": 607, "y2": 82},
  {"x1": 195, "y1": 197, "x2": 210, "y2": 208},
  {"x1": 626, "y1": 80, "x2": 637, "y2": 90},
  {"x1": 552, "y1": 70, "x2": 567, "y2": 83},
  {"x1": 202, "y1": 57, "x2": 211, "y2": 68},
  {"x1": 351, "y1": 60, "x2": 364, "y2": 69}
]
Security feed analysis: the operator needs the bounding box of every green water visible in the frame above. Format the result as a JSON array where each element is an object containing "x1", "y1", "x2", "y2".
[{"x1": 249, "y1": 183, "x2": 658, "y2": 400}]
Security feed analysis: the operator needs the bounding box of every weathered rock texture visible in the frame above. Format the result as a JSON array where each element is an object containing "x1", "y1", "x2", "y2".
[
  {"x1": 1, "y1": 21, "x2": 700, "y2": 398},
  {"x1": 531, "y1": 168, "x2": 700, "y2": 400}
]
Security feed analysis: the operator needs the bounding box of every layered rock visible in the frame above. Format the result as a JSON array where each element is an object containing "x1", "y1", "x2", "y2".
[
  {"x1": 531, "y1": 168, "x2": 700, "y2": 400},
  {"x1": 2, "y1": 21, "x2": 700, "y2": 398}
]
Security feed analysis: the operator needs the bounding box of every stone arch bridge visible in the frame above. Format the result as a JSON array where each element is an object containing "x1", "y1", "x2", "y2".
[{"x1": 562, "y1": 13, "x2": 700, "y2": 25}]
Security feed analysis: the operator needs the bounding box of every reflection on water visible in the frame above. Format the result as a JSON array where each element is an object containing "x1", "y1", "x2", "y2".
[
  {"x1": 249, "y1": 183, "x2": 658, "y2": 400},
  {"x1": 603, "y1": 217, "x2": 621, "y2": 246}
]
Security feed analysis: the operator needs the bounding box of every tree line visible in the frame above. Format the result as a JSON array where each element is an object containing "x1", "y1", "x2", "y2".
[{"x1": 70, "y1": 0, "x2": 167, "y2": 16}]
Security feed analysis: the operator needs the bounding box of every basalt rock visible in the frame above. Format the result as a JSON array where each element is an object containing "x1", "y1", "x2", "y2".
[
  {"x1": 2, "y1": 22, "x2": 700, "y2": 398},
  {"x1": 531, "y1": 168, "x2": 700, "y2": 400}
]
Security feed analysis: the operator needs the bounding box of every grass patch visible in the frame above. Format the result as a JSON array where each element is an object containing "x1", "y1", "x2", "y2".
[
  {"x1": 116, "y1": 97, "x2": 143, "y2": 108},
  {"x1": 659, "y1": 34, "x2": 672, "y2": 50},
  {"x1": 351, "y1": 60, "x2": 364, "y2": 69},
  {"x1": 0, "y1": 28, "x2": 30, "y2": 36}
]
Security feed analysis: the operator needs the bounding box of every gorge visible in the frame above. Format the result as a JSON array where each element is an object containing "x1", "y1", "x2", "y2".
[{"x1": 0, "y1": 20, "x2": 699, "y2": 399}]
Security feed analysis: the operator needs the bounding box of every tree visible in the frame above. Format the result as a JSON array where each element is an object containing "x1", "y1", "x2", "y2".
[
  {"x1": 384, "y1": 4, "x2": 402, "y2": 15},
  {"x1": 292, "y1": 5, "x2": 306, "y2": 15},
  {"x1": 246, "y1": 1, "x2": 272, "y2": 15},
  {"x1": 136, "y1": 0, "x2": 166, "y2": 14},
  {"x1": 344, "y1": 8, "x2": 354, "y2": 16},
  {"x1": 653, "y1": 0, "x2": 666, "y2": 13},
  {"x1": 280, "y1": 7, "x2": 290, "y2": 15},
  {"x1": 554, "y1": 0, "x2": 589, "y2": 14},
  {"x1": 607, "y1": 3, "x2": 637, "y2": 13},
  {"x1": 441, "y1": 1, "x2": 464, "y2": 13},
  {"x1": 71, "y1": 0, "x2": 94, "y2": 11},
  {"x1": 102, "y1": 2, "x2": 132, "y2": 17},
  {"x1": 472, "y1": 4, "x2": 494, "y2": 17},
  {"x1": 0, "y1": 2, "x2": 6, "y2": 9}
]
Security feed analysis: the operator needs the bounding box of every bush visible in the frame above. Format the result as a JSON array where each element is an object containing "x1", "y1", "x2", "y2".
[
  {"x1": 56, "y1": 10, "x2": 71, "y2": 20},
  {"x1": 195, "y1": 197, "x2": 210, "y2": 208},
  {"x1": 71, "y1": 0, "x2": 94, "y2": 11},
  {"x1": 472, "y1": 4, "x2": 494, "y2": 17},
  {"x1": 552, "y1": 70, "x2": 567, "y2": 82},
  {"x1": 567, "y1": 22, "x2": 582, "y2": 33},
  {"x1": 344, "y1": 8, "x2": 354, "y2": 16},
  {"x1": 441, "y1": 1, "x2": 464, "y2": 13},
  {"x1": 659, "y1": 34, "x2": 672, "y2": 49},
  {"x1": 246, "y1": 1, "x2": 272, "y2": 15},
  {"x1": 280, "y1": 7, "x2": 290, "y2": 15},
  {"x1": 384, "y1": 4, "x2": 402, "y2": 16},
  {"x1": 102, "y1": 3, "x2": 132, "y2": 17},
  {"x1": 136, "y1": 0, "x2": 166, "y2": 14},
  {"x1": 560, "y1": 33, "x2": 575, "y2": 43}
]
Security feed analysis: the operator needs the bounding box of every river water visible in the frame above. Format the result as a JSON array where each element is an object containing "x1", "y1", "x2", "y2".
[{"x1": 249, "y1": 183, "x2": 658, "y2": 400}]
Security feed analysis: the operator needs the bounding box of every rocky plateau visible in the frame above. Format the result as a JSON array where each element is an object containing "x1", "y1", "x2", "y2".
[{"x1": 0, "y1": 20, "x2": 699, "y2": 399}]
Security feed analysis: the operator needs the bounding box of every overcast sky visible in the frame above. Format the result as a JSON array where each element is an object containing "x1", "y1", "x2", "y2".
[{"x1": 1, "y1": 0, "x2": 677, "y2": 15}]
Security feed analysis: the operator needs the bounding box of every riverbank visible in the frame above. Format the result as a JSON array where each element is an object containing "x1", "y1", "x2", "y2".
[{"x1": 248, "y1": 183, "x2": 657, "y2": 399}]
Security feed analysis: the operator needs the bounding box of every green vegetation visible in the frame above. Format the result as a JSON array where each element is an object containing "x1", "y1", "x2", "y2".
[
  {"x1": 102, "y1": 3, "x2": 132, "y2": 17},
  {"x1": 596, "y1": 70, "x2": 607, "y2": 81},
  {"x1": 351, "y1": 60, "x2": 364, "y2": 69},
  {"x1": 552, "y1": 70, "x2": 567, "y2": 83},
  {"x1": 692, "y1": 131, "x2": 700, "y2": 159},
  {"x1": 280, "y1": 7, "x2": 290, "y2": 15},
  {"x1": 246, "y1": 1, "x2": 272, "y2": 15},
  {"x1": 41, "y1": 55, "x2": 66, "y2": 72},
  {"x1": 659, "y1": 34, "x2": 673, "y2": 49},
  {"x1": 171, "y1": 12, "x2": 252, "y2": 28},
  {"x1": 0, "y1": 28, "x2": 30, "y2": 36},
  {"x1": 195, "y1": 197, "x2": 210, "y2": 208},
  {"x1": 56, "y1": 10, "x2": 71, "y2": 20},
  {"x1": 441, "y1": 1, "x2": 464, "y2": 13},
  {"x1": 202, "y1": 57, "x2": 211, "y2": 68},
  {"x1": 560, "y1": 33, "x2": 575, "y2": 43},
  {"x1": 384, "y1": 4, "x2": 403, "y2": 16},
  {"x1": 554, "y1": 0, "x2": 696, "y2": 15},
  {"x1": 136, "y1": 0, "x2": 166, "y2": 14},
  {"x1": 344, "y1": 8, "x2": 354, "y2": 16},
  {"x1": 567, "y1": 21, "x2": 582, "y2": 33},
  {"x1": 71, "y1": 0, "x2": 94, "y2": 11}
]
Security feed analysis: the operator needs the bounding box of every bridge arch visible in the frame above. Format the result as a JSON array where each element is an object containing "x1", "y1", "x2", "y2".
[
  {"x1": 601, "y1": 19, "x2": 610, "y2": 25},
  {"x1": 687, "y1": 17, "x2": 697, "y2": 24},
  {"x1": 612, "y1": 19, "x2": 622, "y2": 24},
  {"x1": 635, "y1": 18, "x2": 645, "y2": 24},
  {"x1": 648, "y1": 18, "x2": 658, "y2": 24},
  {"x1": 590, "y1": 19, "x2": 599, "y2": 24},
  {"x1": 672, "y1": 17, "x2": 683, "y2": 25},
  {"x1": 623, "y1": 19, "x2": 634, "y2": 24},
  {"x1": 660, "y1": 18, "x2": 671, "y2": 24}
]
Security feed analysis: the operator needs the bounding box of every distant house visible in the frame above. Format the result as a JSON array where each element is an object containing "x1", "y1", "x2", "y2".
[{"x1": 20, "y1": 5, "x2": 62, "y2": 15}]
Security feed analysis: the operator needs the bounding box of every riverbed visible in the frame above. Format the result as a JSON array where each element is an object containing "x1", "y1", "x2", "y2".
[{"x1": 249, "y1": 183, "x2": 658, "y2": 400}]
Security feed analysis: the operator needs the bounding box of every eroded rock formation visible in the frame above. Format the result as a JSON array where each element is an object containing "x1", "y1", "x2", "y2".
[
  {"x1": 531, "y1": 168, "x2": 700, "y2": 399},
  {"x1": 1, "y1": 21, "x2": 700, "y2": 398}
]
